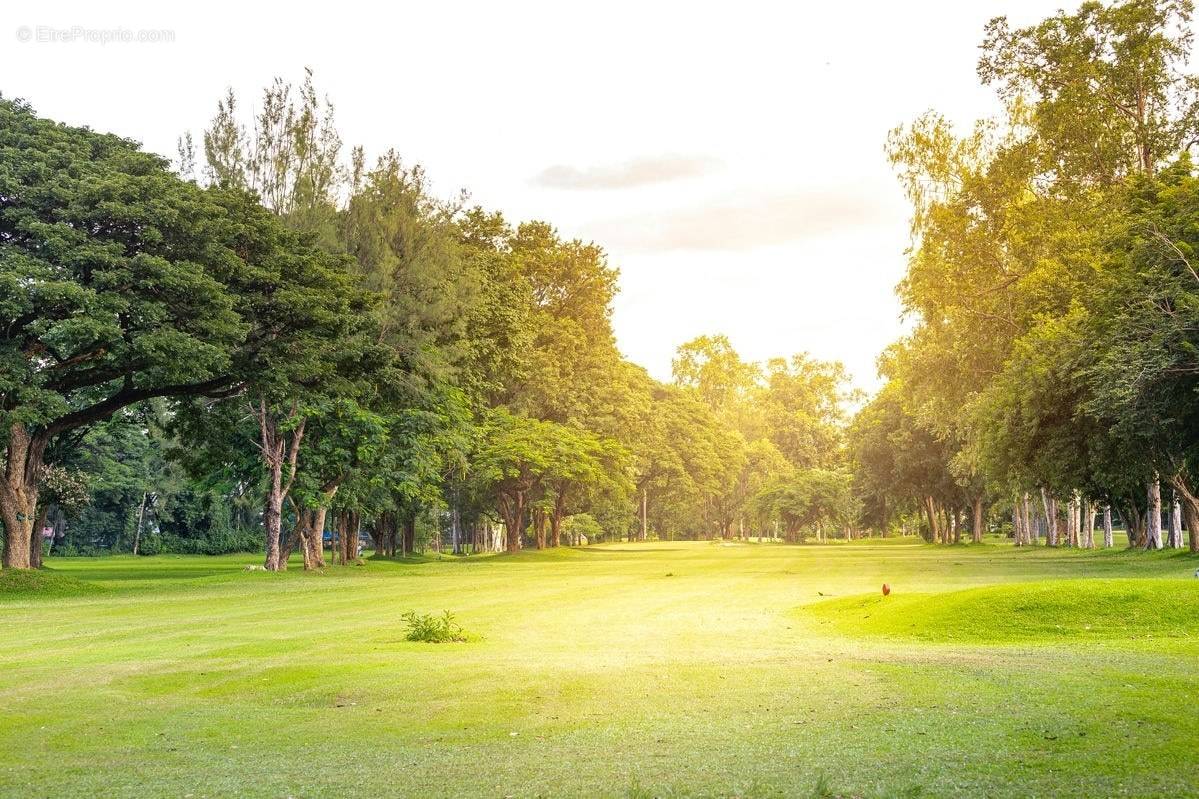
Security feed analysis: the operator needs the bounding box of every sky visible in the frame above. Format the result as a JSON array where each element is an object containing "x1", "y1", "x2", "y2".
[{"x1": 1, "y1": 0, "x2": 1071, "y2": 392}]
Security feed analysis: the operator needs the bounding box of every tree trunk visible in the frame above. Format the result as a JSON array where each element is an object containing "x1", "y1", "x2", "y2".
[
  {"x1": 1170, "y1": 497, "x2": 1183, "y2": 549},
  {"x1": 1118, "y1": 499, "x2": 1145, "y2": 548},
  {"x1": 550, "y1": 495, "x2": 564, "y2": 548},
  {"x1": 1082, "y1": 498, "x2": 1094, "y2": 549},
  {"x1": 400, "y1": 514, "x2": 414, "y2": 556},
  {"x1": 532, "y1": 509, "x2": 546, "y2": 550},
  {"x1": 1103, "y1": 505, "x2": 1114, "y2": 548},
  {"x1": 28, "y1": 505, "x2": 49, "y2": 569},
  {"x1": 1012, "y1": 497, "x2": 1023, "y2": 546},
  {"x1": 345, "y1": 511, "x2": 362, "y2": 563},
  {"x1": 1017, "y1": 493, "x2": 1031, "y2": 546},
  {"x1": 256, "y1": 404, "x2": 305, "y2": 572},
  {"x1": 1146, "y1": 478, "x2": 1163, "y2": 550},
  {"x1": 1164, "y1": 473, "x2": 1199, "y2": 553},
  {"x1": 1026, "y1": 493, "x2": 1039, "y2": 544},
  {"x1": 922, "y1": 496, "x2": 939, "y2": 543},
  {"x1": 263, "y1": 474, "x2": 286, "y2": 570},
  {"x1": 1040, "y1": 488, "x2": 1058, "y2": 547},
  {"x1": 300, "y1": 506, "x2": 327, "y2": 569},
  {"x1": 971, "y1": 496, "x2": 984, "y2": 544},
  {"x1": 640, "y1": 488, "x2": 648, "y2": 541},
  {"x1": 1072, "y1": 495, "x2": 1080, "y2": 546},
  {"x1": 501, "y1": 491, "x2": 524, "y2": 553},
  {"x1": 2, "y1": 423, "x2": 45, "y2": 570},
  {"x1": 132, "y1": 492, "x2": 148, "y2": 556}
]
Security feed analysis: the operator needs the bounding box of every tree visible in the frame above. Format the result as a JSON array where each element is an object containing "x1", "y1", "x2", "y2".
[
  {"x1": 0, "y1": 99, "x2": 359, "y2": 569},
  {"x1": 760, "y1": 355, "x2": 855, "y2": 469},
  {"x1": 979, "y1": 0, "x2": 1199, "y2": 182},
  {"x1": 753, "y1": 468, "x2": 854, "y2": 543},
  {"x1": 672, "y1": 334, "x2": 759, "y2": 419}
]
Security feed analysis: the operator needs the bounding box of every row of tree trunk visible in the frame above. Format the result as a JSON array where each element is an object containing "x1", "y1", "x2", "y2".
[
  {"x1": 1012, "y1": 480, "x2": 1193, "y2": 549},
  {"x1": 919, "y1": 496, "x2": 986, "y2": 544}
]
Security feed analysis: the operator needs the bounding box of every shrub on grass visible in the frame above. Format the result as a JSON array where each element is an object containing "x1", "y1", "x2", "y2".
[{"x1": 402, "y1": 610, "x2": 470, "y2": 643}]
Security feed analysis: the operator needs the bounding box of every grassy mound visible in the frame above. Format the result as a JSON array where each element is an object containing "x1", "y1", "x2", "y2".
[
  {"x1": 805, "y1": 578, "x2": 1199, "y2": 643},
  {"x1": 0, "y1": 568, "x2": 103, "y2": 600}
]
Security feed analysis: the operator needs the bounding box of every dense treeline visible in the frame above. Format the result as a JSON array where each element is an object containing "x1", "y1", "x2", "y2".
[
  {"x1": 850, "y1": 0, "x2": 1199, "y2": 552},
  {"x1": 1, "y1": 74, "x2": 855, "y2": 569},
  {"x1": 7, "y1": 0, "x2": 1198, "y2": 569}
]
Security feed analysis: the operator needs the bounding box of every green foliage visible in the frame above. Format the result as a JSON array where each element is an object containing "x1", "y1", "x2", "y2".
[
  {"x1": 865, "y1": 0, "x2": 1199, "y2": 551},
  {"x1": 754, "y1": 468, "x2": 856, "y2": 542},
  {"x1": 561, "y1": 513, "x2": 603, "y2": 543},
  {"x1": 401, "y1": 610, "x2": 469, "y2": 643}
]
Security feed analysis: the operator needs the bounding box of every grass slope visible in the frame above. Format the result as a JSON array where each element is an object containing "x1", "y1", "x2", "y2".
[
  {"x1": 0, "y1": 539, "x2": 1197, "y2": 798},
  {"x1": 0, "y1": 567, "x2": 103, "y2": 599},
  {"x1": 806, "y1": 578, "x2": 1199, "y2": 643}
]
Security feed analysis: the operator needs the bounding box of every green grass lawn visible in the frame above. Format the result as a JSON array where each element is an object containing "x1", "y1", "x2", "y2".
[{"x1": 1, "y1": 539, "x2": 1197, "y2": 798}]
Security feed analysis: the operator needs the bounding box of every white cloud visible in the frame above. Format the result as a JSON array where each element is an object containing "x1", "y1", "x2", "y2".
[
  {"x1": 587, "y1": 188, "x2": 896, "y2": 252},
  {"x1": 532, "y1": 154, "x2": 722, "y2": 190}
]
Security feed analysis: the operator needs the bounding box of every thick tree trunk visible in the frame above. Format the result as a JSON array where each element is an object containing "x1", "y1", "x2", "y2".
[
  {"x1": 335, "y1": 511, "x2": 360, "y2": 564},
  {"x1": 1082, "y1": 498, "x2": 1094, "y2": 549},
  {"x1": 1146, "y1": 478, "x2": 1163, "y2": 550},
  {"x1": 2, "y1": 423, "x2": 44, "y2": 570},
  {"x1": 300, "y1": 506, "x2": 327, "y2": 569},
  {"x1": 1103, "y1": 505, "x2": 1114, "y2": 548},
  {"x1": 0, "y1": 484, "x2": 36, "y2": 566}
]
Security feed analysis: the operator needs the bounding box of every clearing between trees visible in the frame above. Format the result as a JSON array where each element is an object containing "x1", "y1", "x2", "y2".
[{"x1": 2, "y1": 540, "x2": 1196, "y2": 798}]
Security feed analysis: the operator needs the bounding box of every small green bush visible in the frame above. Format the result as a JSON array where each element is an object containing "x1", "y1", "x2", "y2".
[{"x1": 402, "y1": 610, "x2": 469, "y2": 643}]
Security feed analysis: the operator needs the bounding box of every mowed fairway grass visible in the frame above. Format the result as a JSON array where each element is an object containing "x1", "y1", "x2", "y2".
[{"x1": 2, "y1": 540, "x2": 1198, "y2": 798}]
